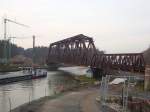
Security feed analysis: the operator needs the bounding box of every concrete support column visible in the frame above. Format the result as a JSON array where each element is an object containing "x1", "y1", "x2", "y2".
[{"x1": 144, "y1": 65, "x2": 150, "y2": 91}]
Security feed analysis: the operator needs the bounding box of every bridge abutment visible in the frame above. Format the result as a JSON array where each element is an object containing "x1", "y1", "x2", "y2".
[{"x1": 144, "y1": 65, "x2": 150, "y2": 91}]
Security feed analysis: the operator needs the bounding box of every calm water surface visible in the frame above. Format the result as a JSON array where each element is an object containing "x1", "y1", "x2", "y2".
[{"x1": 0, "y1": 70, "x2": 77, "y2": 112}]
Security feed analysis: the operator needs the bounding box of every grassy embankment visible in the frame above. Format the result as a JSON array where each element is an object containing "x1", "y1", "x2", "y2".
[{"x1": 74, "y1": 75, "x2": 100, "y2": 88}]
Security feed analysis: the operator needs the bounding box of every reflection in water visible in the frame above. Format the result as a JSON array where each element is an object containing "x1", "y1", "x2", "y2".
[{"x1": 0, "y1": 71, "x2": 77, "y2": 112}]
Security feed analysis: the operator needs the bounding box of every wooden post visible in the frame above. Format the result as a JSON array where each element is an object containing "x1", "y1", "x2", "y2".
[{"x1": 144, "y1": 65, "x2": 150, "y2": 91}]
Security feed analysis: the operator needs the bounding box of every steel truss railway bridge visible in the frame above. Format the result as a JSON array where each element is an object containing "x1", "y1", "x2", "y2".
[{"x1": 47, "y1": 34, "x2": 145, "y2": 74}]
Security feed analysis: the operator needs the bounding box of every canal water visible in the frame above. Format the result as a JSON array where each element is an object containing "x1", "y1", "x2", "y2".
[{"x1": 0, "y1": 70, "x2": 78, "y2": 112}]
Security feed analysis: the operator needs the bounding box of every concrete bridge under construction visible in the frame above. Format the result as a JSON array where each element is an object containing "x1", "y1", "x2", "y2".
[{"x1": 47, "y1": 34, "x2": 150, "y2": 90}]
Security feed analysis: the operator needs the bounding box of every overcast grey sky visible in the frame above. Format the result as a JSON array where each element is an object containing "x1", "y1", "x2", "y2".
[{"x1": 0, "y1": 0, "x2": 150, "y2": 53}]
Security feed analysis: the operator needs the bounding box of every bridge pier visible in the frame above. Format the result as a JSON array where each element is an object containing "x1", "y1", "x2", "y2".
[
  {"x1": 144, "y1": 65, "x2": 150, "y2": 91},
  {"x1": 91, "y1": 68, "x2": 104, "y2": 79}
]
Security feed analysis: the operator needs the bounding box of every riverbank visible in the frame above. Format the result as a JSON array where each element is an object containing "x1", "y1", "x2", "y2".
[
  {"x1": 11, "y1": 74, "x2": 101, "y2": 112},
  {"x1": 12, "y1": 84, "x2": 101, "y2": 112}
]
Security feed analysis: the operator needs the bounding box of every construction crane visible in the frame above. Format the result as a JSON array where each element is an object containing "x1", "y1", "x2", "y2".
[
  {"x1": 3, "y1": 18, "x2": 29, "y2": 63},
  {"x1": 4, "y1": 18, "x2": 29, "y2": 39}
]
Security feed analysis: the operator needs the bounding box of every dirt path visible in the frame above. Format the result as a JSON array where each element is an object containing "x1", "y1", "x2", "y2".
[
  {"x1": 81, "y1": 88, "x2": 100, "y2": 112},
  {"x1": 37, "y1": 87, "x2": 100, "y2": 112}
]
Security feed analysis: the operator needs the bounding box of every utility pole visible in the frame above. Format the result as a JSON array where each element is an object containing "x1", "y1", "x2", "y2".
[
  {"x1": 32, "y1": 35, "x2": 35, "y2": 64},
  {"x1": 4, "y1": 19, "x2": 7, "y2": 40},
  {"x1": 3, "y1": 19, "x2": 7, "y2": 64},
  {"x1": 8, "y1": 37, "x2": 16, "y2": 61},
  {"x1": 8, "y1": 39, "x2": 11, "y2": 61}
]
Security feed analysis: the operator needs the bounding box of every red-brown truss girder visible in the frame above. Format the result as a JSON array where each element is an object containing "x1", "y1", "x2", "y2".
[{"x1": 47, "y1": 34, "x2": 145, "y2": 73}]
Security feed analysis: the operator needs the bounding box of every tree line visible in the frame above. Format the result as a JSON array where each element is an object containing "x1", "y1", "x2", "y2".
[{"x1": 0, "y1": 40, "x2": 49, "y2": 65}]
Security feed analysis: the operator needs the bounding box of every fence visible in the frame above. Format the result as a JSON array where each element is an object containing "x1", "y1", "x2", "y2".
[{"x1": 100, "y1": 73, "x2": 150, "y2": 112}]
